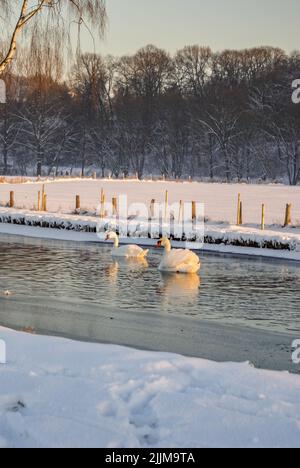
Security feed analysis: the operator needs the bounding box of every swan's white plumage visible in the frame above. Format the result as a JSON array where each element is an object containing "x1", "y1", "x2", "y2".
[
  {"x1": 112, "y1": 244, "x2": 149, "y2": 259},
  {"x1": 157, "y1": 238, "x2": 201, "y2": 274},
  {"x1": 106, "y1": 232, "x2": 149, "y2": 259}
]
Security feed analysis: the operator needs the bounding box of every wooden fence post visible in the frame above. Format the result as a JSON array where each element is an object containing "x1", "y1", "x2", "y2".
[
  {"x1": 76, "y1": 195, "x2": 80, "y2": 212},
  {"x1": 9, "y1": 191, "x2": 14, "y2": 208},
  {"x1": 112, "y1": 197, "x2": 118, "y2": 216},
  {"x1": 164, "y1": 190, "x2": 168, "y2": 222},
  {"x1": 261, "y1": 204, "x2": 265, "y2": 231},
  {"x1": 178, "y1": 200, "x2": 184, "y2": 223},
  {"x1": 100, "y1": 191, "x2": 106, "y2": 218},
  {"x1": 239, "y1": 201, "x2": 243, "y2": 225},
  {"x1": 284, "y1": 204, "x2": 292, "y2": 227},
  {"x1": 192, "y1": 201, "x2": 197, "y2": 222},
  {"x1": 43, "y1": 194, "x2": 47, "y2": 212},
  {"x1": 150, "y1": 199, "x2": 155, "y2": 219},
  {"x1": 237, "y1": 193, "x2": 241, "y2": 225}
]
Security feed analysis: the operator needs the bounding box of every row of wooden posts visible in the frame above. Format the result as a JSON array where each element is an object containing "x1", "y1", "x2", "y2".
[
  {"x1": 8, "y1": 187, "x2": 198, "y2": 224},
  {"x1": 236, "y1": 193, "x2": 293, "y2": 229},
  {"x1": 7, "y1": 188, "x2": 293, "y2": 229},
  {"x1": 77, "y1": 190, "x2": 192, "y2": 222},
  {"x1": 63, "y1": 190, "x2": 295, "y2": 229},
  {"x1": 9, "y1": 185, "x2": 47, "y2": 212}
]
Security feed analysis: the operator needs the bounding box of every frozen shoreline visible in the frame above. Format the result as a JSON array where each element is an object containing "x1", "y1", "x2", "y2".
[
  {"x1": 0, "y1": 325, "x2": 300, "y2": 448},
  {"x1": 0, "y1": 220, "x2": 299, "y2": 262},
  {"x1": 0, "y1": 233, "x2": 298, "y2": 374},
  {"x1": 0, "y1": 292, "x2": 298, "y2": 373}
]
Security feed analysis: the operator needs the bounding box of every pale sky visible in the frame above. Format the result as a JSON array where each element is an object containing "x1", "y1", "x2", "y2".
[{"x1": 81, "y1": 0, "x2": 300, "y2": 56}]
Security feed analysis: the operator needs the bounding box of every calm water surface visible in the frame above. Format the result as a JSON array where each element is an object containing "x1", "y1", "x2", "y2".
[{"x1": 0, "y1": 234, "x2": 299, "y2": 334}]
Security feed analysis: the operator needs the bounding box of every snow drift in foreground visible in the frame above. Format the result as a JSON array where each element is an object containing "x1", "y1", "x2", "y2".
[{"x1": 0, "y1": 327, "x2": 300, "y2": 448}]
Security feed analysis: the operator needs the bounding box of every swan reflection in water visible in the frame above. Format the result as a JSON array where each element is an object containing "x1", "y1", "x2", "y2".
[
  {"x1": 116, "y1": 257, "x2": 149, "y2": 270},
  {"x1": 104, "y1": 257, "x2": 200, "y2": 309},
  {"x1": 159, "y1": 273, "x2": 201, "y2": 307},
  {"x1": 105, "y1": 261, "x2": 120, "y2": 284},
  {"x1": 105, "y1": 257, "x2": 149, "y2": 285}
]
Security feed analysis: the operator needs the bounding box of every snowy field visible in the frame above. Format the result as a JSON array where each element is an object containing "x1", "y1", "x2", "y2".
[
  {"x1": 0, "y1": 178, "x2": 300, "y2": 226},
  {"x1": 0, "y1": 179, "x2": 300, "y2": 259},
  {"x1": 0, "y1": 326, "x2": 300, "y2": 448}
]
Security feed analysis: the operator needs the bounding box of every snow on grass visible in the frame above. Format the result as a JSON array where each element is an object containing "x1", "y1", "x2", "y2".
[
  {"x1": 0, "y1": 326, "x2": 300, "y2": 448},
  {"x1": 1, "y1": 179, "x2": 300, "y2": 258},
  {"x1": 0, "y1": 178, "x2": 300, "y2": 226}
]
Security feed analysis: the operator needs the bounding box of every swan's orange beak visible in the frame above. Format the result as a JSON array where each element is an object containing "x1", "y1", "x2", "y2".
[{"x1": 155, "y1": 240, "x2": 162, "y2": 248}]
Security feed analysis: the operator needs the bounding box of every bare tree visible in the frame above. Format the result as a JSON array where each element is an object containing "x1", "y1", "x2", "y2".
[
  {"x1": 117, "y1": 45, "x2": 172, "y2": 99},
  {"x1": 0, "y1": 40, "x2": 299, "y2": 183},
  {"x1": 150, "y1": 119, "x2": 172, "y2": 177},
  {"x1": 174, "y1": 46, "x2": 212, "y2": 97},
  {"x1": 0, "y1": 71, "x2": 21, "y2": 173},
  {"x1": 0, "y1": 102, "x2": 20, "y2": 174},
  {"x1": 265, "y1": 119, "x2": 300, "y2": 186},
  {"x1": 17, "y1": 90, "x2": 66, "y2": 176},
  {"x1": 200, "y1": 106, "x2": 242, "y2": 182},
  {"x1": 0, "y1": 0, "x2": 107, "y2": 74},
  {"x1": 71, "y1": 53, "x2": 115, "y2": 122}
]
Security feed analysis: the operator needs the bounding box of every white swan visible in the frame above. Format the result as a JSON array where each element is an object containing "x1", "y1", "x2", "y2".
[
  {"x1": 156, "y1": 237, "x2": 201, "y2": 274},
  {"x1": 105, "y1": 232, "x2": 149, "y2": 259}
]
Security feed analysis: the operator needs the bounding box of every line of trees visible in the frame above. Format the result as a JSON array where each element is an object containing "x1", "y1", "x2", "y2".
[{"x1": 1, "y1": 44, "x2": 300, "y2": 184}]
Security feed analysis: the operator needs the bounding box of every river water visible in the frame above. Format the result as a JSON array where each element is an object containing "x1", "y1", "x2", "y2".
[{"x1": 0, "y1": 234, "x2": 299, "y2": 372}]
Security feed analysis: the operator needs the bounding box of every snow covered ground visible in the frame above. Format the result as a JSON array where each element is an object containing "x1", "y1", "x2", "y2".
[
  {"x1": 0, "y1": 178, "x2": 300, "y2": 225},
  {"x1": 1, "y1": 179, "x2": 299, "y2": 448},
  {"x1": 0, "y1": 179, "x2": 300, "y2": 254},
  {"x1": 0, "y1": 326, "x2": 300, "y2": 448}
]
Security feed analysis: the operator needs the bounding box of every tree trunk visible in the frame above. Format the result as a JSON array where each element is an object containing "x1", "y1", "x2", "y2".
[
  {"x1": 3, "y1": 146, "x2": 8, "y2": 175},
  {"x1": 246, "y1": 148, "x2": 250, "y2": 181},
  {"x1": 224, "y1": 149, "x2": 231, "y2": 182},
  {"x1": 209, "y1": 134, "x2": 214, "y2": 180},
  {"x1": 0, "y1": 1, "x2": 28, "y2": 75},
  {"x1": 37, "y1": 161, "x2": 42, "y2": 177},
  {"x1": 36, "y1": 140, "x2": 43, "y2": 176}
]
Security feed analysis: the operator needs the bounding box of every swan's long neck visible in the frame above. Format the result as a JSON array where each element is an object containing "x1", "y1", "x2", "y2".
[
  {"x1": 113, "y1": 234, "x2": 119, "y2": 249},
  {"x1": 164, "y1": 239, "x2": 171, "y2": 253}
]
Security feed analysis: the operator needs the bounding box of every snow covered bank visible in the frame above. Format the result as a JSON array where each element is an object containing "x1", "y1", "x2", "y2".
[
  {"x1": 0, "y1": 208, "x2": 300, "y2": 261},
  {"x1": 0, "y1": 326, "x2": 299, "y2": 448}
]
